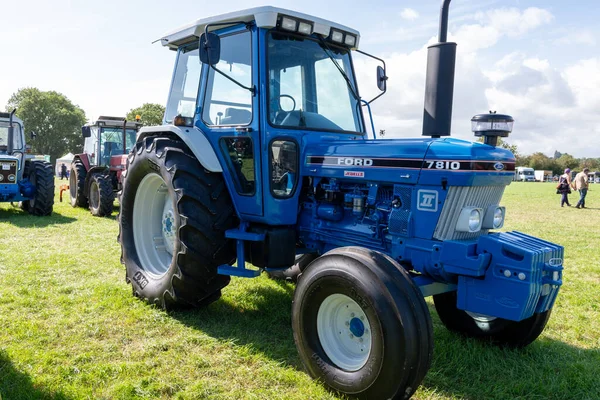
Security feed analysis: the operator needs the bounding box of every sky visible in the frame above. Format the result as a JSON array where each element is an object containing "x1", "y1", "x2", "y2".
[{"x1": 1, "y1": 0, "x2": 599, "y2": 157}]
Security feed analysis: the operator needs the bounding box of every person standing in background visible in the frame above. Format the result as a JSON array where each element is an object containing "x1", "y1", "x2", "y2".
[
  {"x1": 557, "y1": 168, "x2": 572, "y2": 207},
  {"x1": 572, "y1": 168, "x2": 590, "y2": 209}
]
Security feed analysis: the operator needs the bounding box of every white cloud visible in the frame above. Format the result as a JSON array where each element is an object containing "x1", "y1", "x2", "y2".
[
  {"x1": 400, "y1": 8, "x2": 419, "y2": 21},
  {"x1": 555, "y1": 30, "x2": 596, "y2": 46}
]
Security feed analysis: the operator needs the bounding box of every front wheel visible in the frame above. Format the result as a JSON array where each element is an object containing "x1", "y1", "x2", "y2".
[
  {"x1": 433, "y1": 290, "x2": 551, "y2": 348},
  {"x1": 25, "y1": 160, "x2": 54, "y2": 216},
  {"x1": 88, "y1": 174, "x2": 114, "y2": 217},
  {"x1": 70, "y1": 159, "x2": 87, "y2": 207},
  {"x1": 119, "y1": 136, "x2": 237, "y2": 309},
  {"x1": 292, "y1": 247, "x2": 433, "y2": 399}
]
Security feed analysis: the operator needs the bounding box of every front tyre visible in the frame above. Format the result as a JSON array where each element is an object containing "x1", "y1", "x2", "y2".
[
  {"x1": 70, "y1": 159, "x2": 87, "y2": 207},
  {"x1": 119, "y1": 136, "x2": 236, "y2": 309},
  {"x1": 292, "y1": 247, "x2": 433, "y2": 399},
  {"x1": 88, "y1": 174, "x2": 114, "y2": 217},
  {"x1": 433, "y1": 290, "x2": 551, "y2": 348},
  {"x1": 25, "y1": 160, "x2": 54, "y2": 216}
]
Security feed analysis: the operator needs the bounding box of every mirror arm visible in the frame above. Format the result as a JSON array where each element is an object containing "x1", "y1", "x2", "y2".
[
  {"x1": 209, "y1": 64, "x2": 256, "y2": 95},
  {"x1": 355, "y1": 49, "x2": 388, "y2": 104}
]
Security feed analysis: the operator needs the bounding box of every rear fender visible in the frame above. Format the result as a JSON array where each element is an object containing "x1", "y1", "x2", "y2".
[
  {"x1": 137, "y1": 125, "x2": 222, "y2": 172},
  {"x1": 72, "y1": 153, "x2": 91, "y2": 171}
]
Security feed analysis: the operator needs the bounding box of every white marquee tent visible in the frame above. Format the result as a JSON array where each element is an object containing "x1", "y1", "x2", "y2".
[{"x1": 55, "y1": 153, "x2": 74, "y2": 177}]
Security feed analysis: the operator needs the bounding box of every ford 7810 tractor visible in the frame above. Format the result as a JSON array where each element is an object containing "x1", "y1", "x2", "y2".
[
  {"x1": 0, "y1": 109, "x2": 54, "y2": 215},
  {"x1": 118, "y1": 3, "x2": 563, "y2": 398},
  {"x1": 70, "y1": 116, "x2": 142, "y2": 216}
]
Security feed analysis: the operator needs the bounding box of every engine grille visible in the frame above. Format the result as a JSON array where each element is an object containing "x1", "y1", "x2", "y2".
[
  {"x1": 0, "y1": 159, "x2": 18, "y2": 183},
  {"x1": 433, "y1": 185, "x2": 505, "y2": 241}
]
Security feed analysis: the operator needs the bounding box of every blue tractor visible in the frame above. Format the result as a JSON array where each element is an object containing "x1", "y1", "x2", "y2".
[
  {"x1": 0, "y1": 109, "x2": 54, "y2": 216},
  {"x1": 118, "y1": 3, "x2": 563, "y2": 398}
]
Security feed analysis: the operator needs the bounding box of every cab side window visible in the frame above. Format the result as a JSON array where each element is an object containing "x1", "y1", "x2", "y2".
[
  {"x1": 202, "y1": 31, "x2": 252, "y2": 126},
  {"x1": 271, "y1": 140, "x2": 298, "y2": 198}
]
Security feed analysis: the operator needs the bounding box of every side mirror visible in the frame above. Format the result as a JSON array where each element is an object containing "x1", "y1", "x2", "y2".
[
  {"x1": 30, "y1": 131, "x2": 37, "y2": 140},
  {"x1": 82, "y1": 126, "x2": 91, "y2": 138},
  {"x1": 377, "y1": 66, "x2": 387, "y2": 92},
  {"x1": 199, "y1": 32, "x2": 221, "y2": 65}
]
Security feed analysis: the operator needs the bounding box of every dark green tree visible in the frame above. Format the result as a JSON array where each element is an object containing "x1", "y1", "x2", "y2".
[
  {"x1": 126, "y1": 103, "x2": 165, "y2": 126},
  {"x1": 556, "y1": 153, "x2": 579, "y2": 172},
  {"x1": 6, "y1": 88, "x2": 87, "y2": 162}
]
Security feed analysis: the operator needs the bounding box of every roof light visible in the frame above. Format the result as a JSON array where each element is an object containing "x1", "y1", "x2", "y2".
[
  {"x1": 298, "y1": 21, "x2": 313, "y2": 35},
  {"x1": 331, "y1": 29, "x2": 344, "y2": 43},
  {"x1": 281, "y1": 17, "x2": 298, "y2": 32},
  {"x1": 344, "y1": 34, "x2": 356, "y2": 47}
]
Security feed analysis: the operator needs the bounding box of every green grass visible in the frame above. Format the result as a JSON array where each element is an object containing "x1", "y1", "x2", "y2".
[{"x1": 0, "y1": 180, "x2": 599, "y2": 400}]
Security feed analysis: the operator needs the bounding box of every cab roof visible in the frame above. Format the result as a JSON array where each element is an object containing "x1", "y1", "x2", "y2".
[
  {"x1": 86, "y1": 116, "x2": 142, "y2": 129},
  {"x1": 0, "y1": 112, "x2": 23, "y2": 125},
  {"x1": 159, "y1": 6, "x2": 360, "y2": 50}
]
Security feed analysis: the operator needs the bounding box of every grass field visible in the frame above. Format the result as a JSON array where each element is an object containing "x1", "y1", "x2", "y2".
[{"x1": 1, "y1": 180, "x2": 599, "y2": 400}]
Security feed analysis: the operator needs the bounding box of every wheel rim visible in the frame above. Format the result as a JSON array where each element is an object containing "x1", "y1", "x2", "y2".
[
  {"x1": 28, "y1": 169, "x2": 36, "y2": 208},
  {"x1": 317, "y1": 293, "x2": 372, "y2": 371},
  {"x1": 466, "y1": 311, "x2": 497, "y2": 323},
  {"x1": 89, "y1": 181, "x2": 99, "y2": 209},
  {"x1": 69, "y1": 172, "x2": 77, "y2": 199},
  {"x1": 133, "y1": 173, "x2": 176, "y2": 278}
]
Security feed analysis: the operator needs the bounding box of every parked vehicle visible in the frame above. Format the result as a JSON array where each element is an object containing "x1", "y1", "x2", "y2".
[
  {"x1": 118, "y1": 3, "x2": 563, "y2": 398},
  {"x1": 0, "y1": 109, "x2": 54, "y2": 215},
  {"x1": 515, "y1": 166, "x2": 536, "y2": 182},
  {"x1": 70, "y1": 116, "x2": 142, "y2": 216}
]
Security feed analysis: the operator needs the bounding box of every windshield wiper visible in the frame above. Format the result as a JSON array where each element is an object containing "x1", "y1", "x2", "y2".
[{"x1": 318, "y1": 37, "x2": 360, "y2": 102}]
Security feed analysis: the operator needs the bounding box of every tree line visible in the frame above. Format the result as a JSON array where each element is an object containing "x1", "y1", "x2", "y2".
[{"x1": 4, "y1": 87, "x2": 164, "y2": 162}]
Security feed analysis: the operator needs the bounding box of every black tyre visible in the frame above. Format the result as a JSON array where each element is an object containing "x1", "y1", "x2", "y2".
[
  {"x1": 266, "y1": 253, "x2": 317, "y2": 282},
  {"x1": 24, "y1": 160, "x2": 54, "y2": 216},
  {"x1": 70, "y1": 159, "x2": 87, "y2": 207},
  {"x1": 433, "y1": 290, "x2": 551, "y2": 348},
  {"x1": 292, "y1": 247, "x2": 433, "y2": 400},
  {"x1": 119, "y1": 136, "x2": 237, "y2": 309},
  {"x1": 89, "y1": 174, "x2": 114, "y2": 217}
]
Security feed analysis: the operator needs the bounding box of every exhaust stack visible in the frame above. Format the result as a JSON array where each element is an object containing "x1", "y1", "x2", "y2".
[
  {"x1": 7, "y1": 109, "x2": 16, "y2": 154},
  {"x1": 422, "y1": 0, "x2": 456, "y2": 138}
]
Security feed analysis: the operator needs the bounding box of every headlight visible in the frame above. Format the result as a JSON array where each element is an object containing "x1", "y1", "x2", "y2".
[
  {"x1": 482, "y1": 205, "x2": 505, "y2": 229},
  {"x1": 456, "y1": 207, "x2": 483, "y2": 232}
]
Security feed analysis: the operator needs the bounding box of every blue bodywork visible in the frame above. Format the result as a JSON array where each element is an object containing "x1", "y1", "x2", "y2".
[
  {"x1": 166, "y1": 23, "x2": 563, "y2": 323},
  {"x1": 0, "y1": 157, "x2": 36, "y2": 202}
]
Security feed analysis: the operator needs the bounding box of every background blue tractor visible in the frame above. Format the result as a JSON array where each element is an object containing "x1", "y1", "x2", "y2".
[
  {"x1": 118, "y1": 3, "x2": 563, "y2": 398},
  {"x1": 0, "y1": 109, "x2": 54, "y2": 216}
]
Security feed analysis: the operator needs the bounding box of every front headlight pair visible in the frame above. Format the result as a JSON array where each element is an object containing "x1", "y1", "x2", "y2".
[{"x1": 455, "y1": 205, "x2": 505, "y2": 232}]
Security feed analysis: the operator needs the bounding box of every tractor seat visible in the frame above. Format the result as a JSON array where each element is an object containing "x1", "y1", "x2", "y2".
[{"x1": 220, "y1": 108, "x2": 251, "y2": 126}]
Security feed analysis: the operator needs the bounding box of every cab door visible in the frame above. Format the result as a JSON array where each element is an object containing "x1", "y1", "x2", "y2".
[{"x1": 198, "y1": 25, "x2": 263, "y2": 218}]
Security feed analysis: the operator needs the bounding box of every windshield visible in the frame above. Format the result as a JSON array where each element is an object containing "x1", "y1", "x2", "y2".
[
  {"x1": 0, "y1": 122, "x2": 23, "y2": 150},
  {"x1": 267, "y1": 32, "x2": 363, "y2": 133},
  {"x1": 523, "y1": 170, "x2": 534, "y2": 176},
  {"x1": 98, "y1": 127, "x2": 137, "y2": 165}
]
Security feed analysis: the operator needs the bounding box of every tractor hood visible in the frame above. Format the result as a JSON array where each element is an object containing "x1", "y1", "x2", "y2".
[{"x1": 302, "y1": 137, "x2": 515, "y2": 186}]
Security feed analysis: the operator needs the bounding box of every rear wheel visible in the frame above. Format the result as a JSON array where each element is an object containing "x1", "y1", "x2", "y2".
[
  {"x1": 25, "y1": 160, "x2": 54, "y2": 216},
  {"x1": 266, "y1": 253, "x2": 317, "y2": 282},
  {"x1": 70, "y1": 159, "x2": 87, "y2": 207},
  {"x1": 433, "y1": 290, "x2": 551, "y2": 348},
  {"x1": 292, "y1": 247, "x2": 433, "y2": 399},
  {"x1": 89, "y1": 174, "x2": 114, "y2": 217},
  {"x1": 119, "y1": 136, "x2": 237, "y2": 309}
]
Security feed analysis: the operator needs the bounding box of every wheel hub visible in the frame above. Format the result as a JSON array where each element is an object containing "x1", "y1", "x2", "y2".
[{"x1": 317, "y1": 293, "x2": 372, "y2": 372}]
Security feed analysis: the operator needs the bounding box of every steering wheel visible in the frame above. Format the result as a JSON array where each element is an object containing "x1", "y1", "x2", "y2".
[
  {"x1": 274, "y1": 94, "x2": 297, "y2": 125},
  {"x1": 278, "y1": 94, "x2": 296, "y2": 112}
]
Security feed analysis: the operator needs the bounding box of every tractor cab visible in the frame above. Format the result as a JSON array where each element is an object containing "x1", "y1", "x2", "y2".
[{"x1": 82, "y1": 116, "x2": 141, "y2": 168}]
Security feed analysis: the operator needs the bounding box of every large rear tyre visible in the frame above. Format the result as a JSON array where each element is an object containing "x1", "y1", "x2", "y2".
[
  {"x1": 266, "y1": 253, "x2": 317, "y2": 282},
  {"x1": 24, "y1": 160, "x2": 54, "y2": 216},
  {"x1": 70, "y1": 159, "x2": 87, "y2": 207},
  {"x1": 433, "y1": 290, "x2": 551, "y2": 348},
  {"x1": 89, "y1": 174, "x2": 114, "y2": 217},
  {"x1": 119, "y1": 136, "x2": 236, "y2": 309},
  {"x1": 292, "y1": 247, "x2": 433, "y2": 399}
]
